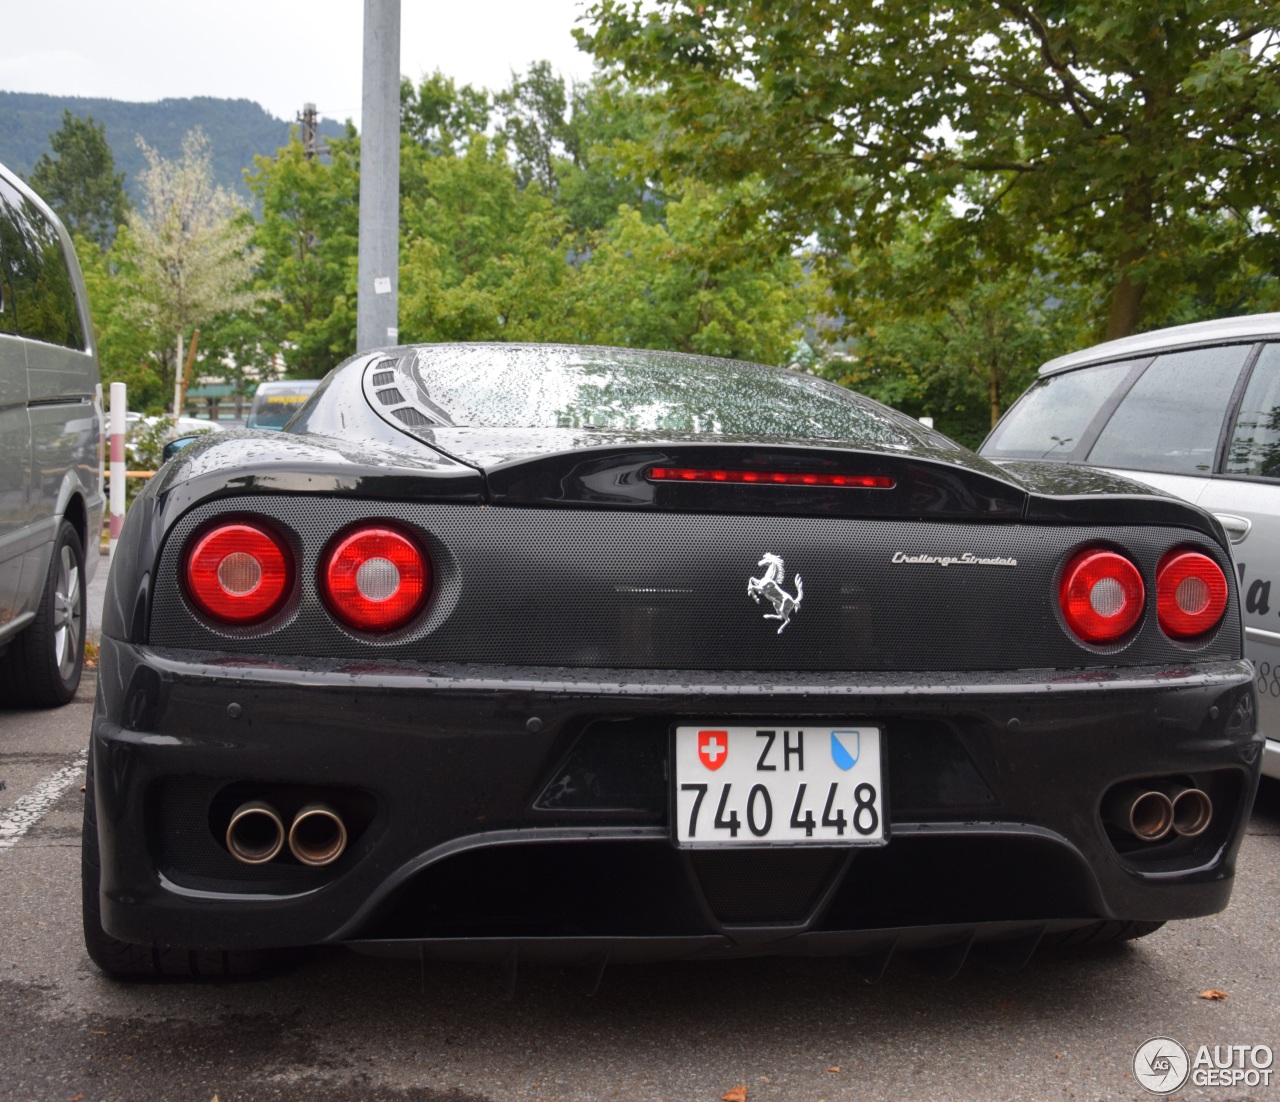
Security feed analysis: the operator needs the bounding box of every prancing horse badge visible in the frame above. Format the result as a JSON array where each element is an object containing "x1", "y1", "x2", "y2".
[{"x1": 747, "y1": 553, "x2": 803, "y2": 634}]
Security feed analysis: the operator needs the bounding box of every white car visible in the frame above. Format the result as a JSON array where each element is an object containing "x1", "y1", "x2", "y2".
[{"x1": 981, "y1": 312, "x2": 1280, "y2": 780}]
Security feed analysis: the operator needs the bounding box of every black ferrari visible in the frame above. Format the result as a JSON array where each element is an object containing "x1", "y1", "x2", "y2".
[{"x1": 86, "y1": 344, "x2": 1261, "y2": 981}]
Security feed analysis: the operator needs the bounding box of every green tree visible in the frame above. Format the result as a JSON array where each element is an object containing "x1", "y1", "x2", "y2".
[
  {"x1": 555, "y1": 76, "x2": 666, "y2": 235},
  {"x1": 571, "y1": 182, "x2": 818, "y2": 364},
  {"x1": 117, "y1": 129, "x2": 260, "y2": 404},
  {"x1": 1128, "y1": 210, "x2": 1280, "y2": 329},
  {"x1": 75, "y1": 234, "x2": 166, "y2": 410},
  {"x1": 823, "y1": 204, "x2": 1092, "y2": 444},
  {"x1": 246, "y1": 129, "x2": 360, "y2": 378},
  {"x1": 28, "y1": 110, "x2": 129, "y2": 250},
  {"x1": 364, "y1": 69, "x2": 823, "y2": 365},
  {"x1": 495, "y1": 61, "x2": 574, "y2": 192},
  {"x1": 581, "y1": 2, "x2": 1280, "y2": 338},
  {"x1": 401, "y1": 72, "x2": 491, "y2": 156},
  {"x1": 399, "y1": 131, "x2": 576, "y2": 342}
]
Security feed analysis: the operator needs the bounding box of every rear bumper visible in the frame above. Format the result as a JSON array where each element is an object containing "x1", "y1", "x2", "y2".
[{"x1": 91, "y1": 638, "x2": 1262, "y2": 957}]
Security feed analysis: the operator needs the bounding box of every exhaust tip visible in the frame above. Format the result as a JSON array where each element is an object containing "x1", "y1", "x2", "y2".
[
  {"x1": 226, "y1": 801, "x2": 285, "y2": 864},
  {"x1": 1128, "y1": 791, "x2": 1175, "y2": 841},
  {"x1": 1107, "y1": 786, "x2": 1174, "y2": 841},
  {"x1": 288, "y1": 804, "x2": 348, "y2": 867},
  {"x1": 1171, "y1": 787, "x2": 1213, "y2": 837}
]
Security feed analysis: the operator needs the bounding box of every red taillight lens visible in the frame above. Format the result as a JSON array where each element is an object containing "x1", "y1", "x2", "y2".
[
  {"x1": 185, "y1": 523, "x2": 292, "y2": 624},
  {"x1": 648, "y1": 467, "x2": 894, "y2": 488},
  {"x1": 1059, "y1": 549, "x2": 1145, "y2": 643},
  {"x1": 320, "y1": 526, "x2": 429, "y2": 632},
  {"x1": 1157, "y1": 551, "x2": 1228, "y2": 638}
]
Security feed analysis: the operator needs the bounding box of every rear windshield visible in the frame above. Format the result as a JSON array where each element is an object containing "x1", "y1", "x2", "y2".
[
  {"x1": 403, "y1": 344, "x2": 937, "y2": 448},
  {"x1": 247, "y1": 385, "x2": 317, "y2": 429}
]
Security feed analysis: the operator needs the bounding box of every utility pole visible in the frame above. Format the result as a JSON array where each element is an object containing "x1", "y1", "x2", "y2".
[
  {"x1": 356, "y1": 0, "x2": 401, "y2": 352},
  {"x1": 296, "y1": 103, "x2": 320, "y2": 160}
]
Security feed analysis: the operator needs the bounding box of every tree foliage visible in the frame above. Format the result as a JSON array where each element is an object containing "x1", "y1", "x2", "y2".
[
  {"x1": 570, "y1": 183, "x2": 816, "y2": 363},
  {"x1": 495, "y1": 61, "x2": 574, "y2": 193},
  {"x1": 398, "y1": 130, "x2": 572, "y2": 343},
  {"x1": 115, "y1": 129, "x2": 260, "y2": 402},
  {"x1": 826, "y1": 206, "x2": 1089, "y2": 446},
  {"x1": 580, "y1": 1, "x2": 1280, "y2": 339},
  {"x1": 393, "y1": 69, "x2": 812, "y2": 365},
  {"x1": 401, "y1": 73, "x2": 491, "y2": 157},
  {"x1": 75, "y1": 233, "x2": 164, "y2": 409},
  {"x1": 245, "y1": 129, "x2": 360, "y2": 378},
  {"x1": 56, "y1": 65, "x2": 821, "y2": 424},
  {"x1": 28, "y1": 110, "x2": 129, "y2": 250}
]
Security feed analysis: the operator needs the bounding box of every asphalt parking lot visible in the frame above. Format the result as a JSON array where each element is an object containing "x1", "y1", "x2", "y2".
[{"x1": 1, "y1": 673, "x2": 1278, "y2": 1102}]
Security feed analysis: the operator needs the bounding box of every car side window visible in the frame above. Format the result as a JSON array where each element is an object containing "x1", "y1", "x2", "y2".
[
  {"x1": 0, "y1": 185, "x2": 21, "y2": 337},
  {"x1": 980, "y1": 360, "x2": 1134, "y2": 459},
  {"x1": 0, "y1": 177, "x2": 85, "y2": 350},
  {"x1": 1225, "y1": 343, "x2": 1280, "y2": 479},
  {"x1": 1086, "y1": 344, "x2": 1252, "y2": 475}
]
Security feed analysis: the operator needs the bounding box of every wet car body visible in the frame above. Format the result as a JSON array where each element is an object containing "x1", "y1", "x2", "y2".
[{"x1": 87, "y1": 344, "x2": 1261, "y2": 979}]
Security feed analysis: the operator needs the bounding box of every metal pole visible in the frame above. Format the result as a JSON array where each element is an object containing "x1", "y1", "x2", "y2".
[
  {"x1": 172, "y1": 332, "x2": 183, "y2": 425},
  {"x1": 109, "y1": 382, "x2": 126, "y2": 557},
  {"x1": 356, "y1": 0, "x2": 401, "y2": 352}
]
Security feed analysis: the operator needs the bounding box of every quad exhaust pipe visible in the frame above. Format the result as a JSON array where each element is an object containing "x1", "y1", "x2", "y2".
[
  {"x1": 226, "y1": 801, "x2": 286, "y2": 864},
  {"x1": 288, "y1": 803, "x2": 348, "y2": 866},
  {"x1": 1105, "y1": 782, "x2": 1213, "y2": 842},
  {"x1": 226, "y1": 800, "x2": 348, "y2": 866},
  {"x1": 1168, "y1": 785, "x2": 1213, "y2": 838}
]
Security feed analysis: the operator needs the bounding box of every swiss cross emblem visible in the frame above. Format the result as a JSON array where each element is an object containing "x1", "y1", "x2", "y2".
[{"x1": 697, "y1": 730, "x2": 729, "y2": 771}]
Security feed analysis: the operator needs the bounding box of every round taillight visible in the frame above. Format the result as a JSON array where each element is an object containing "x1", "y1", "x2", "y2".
[
  {"x1": 321, "y1": 526, "x2": 429, "y2": 632},
  {"x1": 185, "y1": 523, "x2": 292, "y2": 624},
  {"x1": 1157, "y1": 550, "x2": 1228, "y2": 638},
  {"x1": 1059, "y1": 549, "x2": 1145, "y2": 643}
]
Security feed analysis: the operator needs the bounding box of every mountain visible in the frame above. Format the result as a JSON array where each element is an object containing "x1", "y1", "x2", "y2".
[{"x1": 0, "y1": 91, "x2": 349, "y2": 199}]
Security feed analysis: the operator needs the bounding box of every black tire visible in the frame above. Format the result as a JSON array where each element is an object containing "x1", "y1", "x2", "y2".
[
  {"x1": 1042, "y1": 920, "x2": 1166, "y2": 949},
  {"x1": 82, "y1": 751, "x2": 266, "y2": 980},
  {"x1": 1, "y1": 520, "x2": 85, "y2": 707}
]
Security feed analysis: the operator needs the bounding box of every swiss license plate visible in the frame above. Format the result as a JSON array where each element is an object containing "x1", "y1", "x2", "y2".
[{"x1": 674, "y1": 724, "x2": 884, "y2": 847}]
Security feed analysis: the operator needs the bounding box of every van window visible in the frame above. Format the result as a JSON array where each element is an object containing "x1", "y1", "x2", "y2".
[
  {"x1": 247, "y1": 383, "x2": 319, "y2": 429},
  {"x1": 0, "y1": 187, "x2": 20, "y2": 337},
  {"x1": 0, "y1": 178, "x2": 85, "y2": 350},
  {"x1": 981, "y1": 360, "x2": 1133, "y2": 459},
  {"x1": 1225, "y1": 344, "x2": 1280, "y2": 479},
  {"x1": 1087, "y1": 345, "x2": 1251, "y2": 474}
]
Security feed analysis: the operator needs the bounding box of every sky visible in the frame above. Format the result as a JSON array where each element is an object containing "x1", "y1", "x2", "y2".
[{"x1": 0, "y1": 0, "x2": 596, "y2": 126}]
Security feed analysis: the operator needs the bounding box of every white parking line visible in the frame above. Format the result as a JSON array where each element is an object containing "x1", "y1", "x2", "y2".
[{"x1": 0, "y1": 749, "x2": 87, "y2": 851}]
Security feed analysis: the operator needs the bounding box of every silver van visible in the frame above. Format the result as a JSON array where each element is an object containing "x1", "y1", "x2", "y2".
[
  {"x1": 0, "y1": 163, "x2": 104, "y2": 706},
  {"x1": 980, "y1": 313, "x2": 1280, "y2": 781}
]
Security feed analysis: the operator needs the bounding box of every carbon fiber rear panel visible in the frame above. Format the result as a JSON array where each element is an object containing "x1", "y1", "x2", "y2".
[{"x1": 148, "y1": 496, "x2": 1240, "y2": 670}]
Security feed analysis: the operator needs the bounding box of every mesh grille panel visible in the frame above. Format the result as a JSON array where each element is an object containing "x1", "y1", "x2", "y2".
[{"x1": 149, "y1": 496, "x2": 1240, "y2": 670}]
